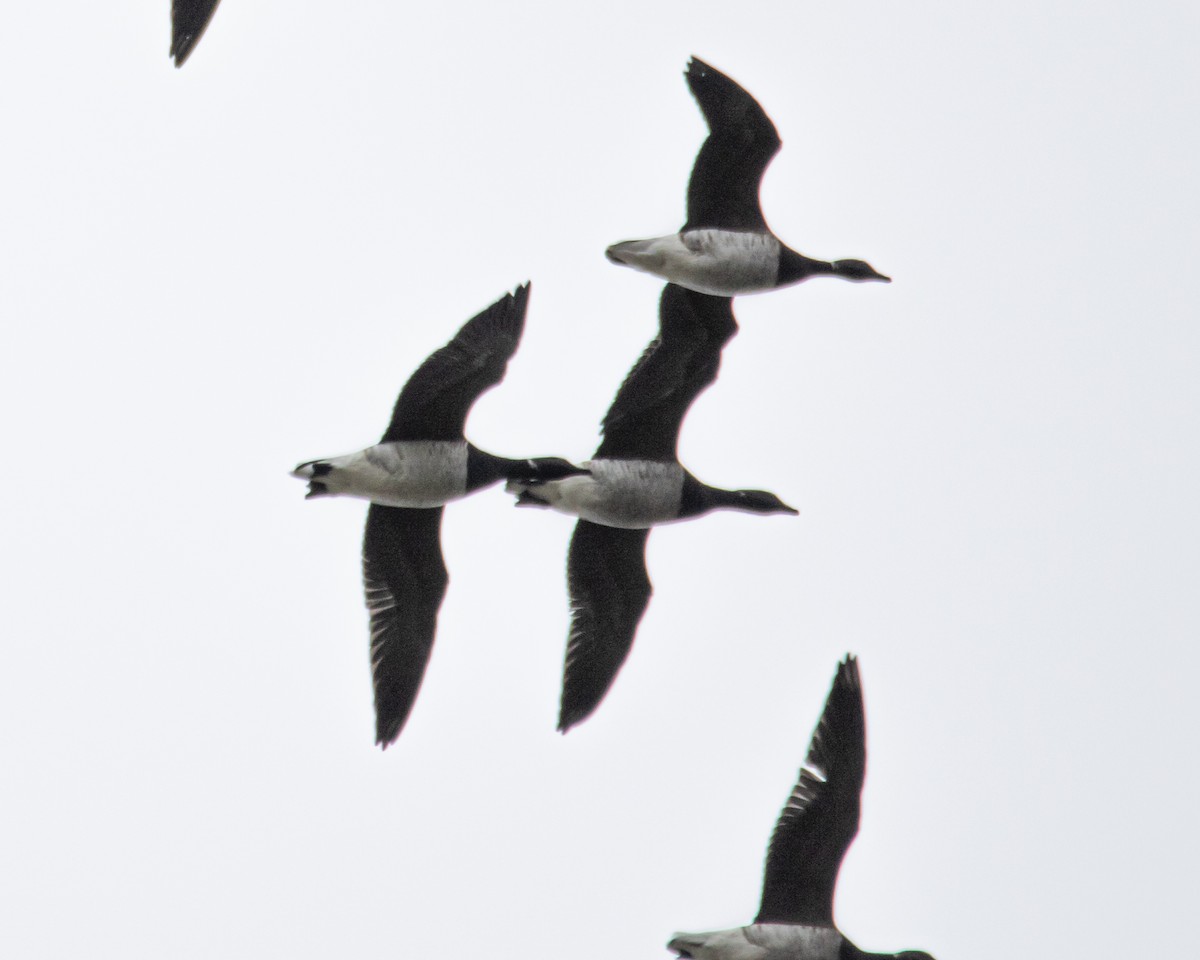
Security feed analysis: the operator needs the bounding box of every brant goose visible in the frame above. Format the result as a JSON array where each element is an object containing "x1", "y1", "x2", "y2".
[
  {"x1": 171, "y1": 0, "x2": 223, "y2": 67},
  {"x1": 667, "y1": 657, "x2": 934, "y2": 960},
  {"x1": 606, "y1": 58, "x2": 890, "y2": 295},
  {"x1": 507, "y1": 284, "x2": 797, "y2": 732},
  {"x1": 292, "y1": 284, "x2": 585, "y2": 746}
]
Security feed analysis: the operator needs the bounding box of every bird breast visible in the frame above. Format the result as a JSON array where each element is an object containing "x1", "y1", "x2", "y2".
[
  {"x1": 532, "y1": 459, "x2": 685, "y2": 528},
  {"x1": 318, "y1": 441, "x2": 469, "y2": 507},
  {"x1": 670, "y1": 925, "x2": 841, "y2": 960},
  {"x1": 609, "y1": 231, "x2": 781, "y2": 295},
  {"x1": 742, "y1": 925, "x2": 842, "y2": 959}
]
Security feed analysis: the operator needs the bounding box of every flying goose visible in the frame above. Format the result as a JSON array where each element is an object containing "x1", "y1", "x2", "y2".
[
  {"x1": 171, "y1": 0, "x2": 223, "y2": 67},
  {"x1": 507, "y1": 283, "x2": 797, "y2": 732},
  {"x1": 606, "y1": 57, "x2": 890, "y2": 295},
  {"x1": 292, "y1": 284, "x2": 585, "y2": 746},
  {"x1": 668, "y1": 657, "x2": 935, "y2": 960}
]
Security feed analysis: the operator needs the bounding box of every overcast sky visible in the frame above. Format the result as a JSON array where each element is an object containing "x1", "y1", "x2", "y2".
[{"x1": 2, "y1": 2, "x2": 1197, "y2": 958}]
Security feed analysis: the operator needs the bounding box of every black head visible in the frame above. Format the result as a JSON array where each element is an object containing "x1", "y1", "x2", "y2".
[
  {"x1": 893, "y1": 953, "x2": 935, "y2": 960},
  {"x1": 831, "y1": 259, "x2": 891, "y2": 283},
  {"x1": 729, "y1": 489, "x2": 799, "y2": 515}
]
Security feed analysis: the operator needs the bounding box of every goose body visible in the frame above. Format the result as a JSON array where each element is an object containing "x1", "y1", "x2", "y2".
[
  {"x1": 294, "y1": 441, "x2": 470, "y2": 508},
  {"x1": 292, "y1": 284, "x2": 584, "y2": 746},
  {"x1": 509, "y1": 284, "x2": 796, "y2": 731},
  {"x1": 668, "y1": 658, "x2": 934, "y2": 960},
  {"x1": 512, "y1": 459, "x2": 684, "y2": 528},
  {"x1": 606, "y1": 58, "x2": 890, "y2": 295},
  {"x1": 669, "y1": 925, "x2": 841, "y2": 960},
  {"x1": 294, "y1": 440, "x2": 559, "y2": 509},
  {"x1": 606, "y1": 230, "x2": 782, "y2": 297}
]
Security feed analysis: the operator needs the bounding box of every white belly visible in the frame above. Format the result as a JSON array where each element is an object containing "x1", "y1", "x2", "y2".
[
  {"x1": 514, "y1": 459, "x2": 684, "y2": 528},
  {"x1": 606, "y1": 230, "x2": 780, "y2": 295},
  {"x1": 669, "y1": 925, "x2": 841, "y2": 960},
  {"x1": 314, "y1": 441, "x2": 469, "y2": 507}
]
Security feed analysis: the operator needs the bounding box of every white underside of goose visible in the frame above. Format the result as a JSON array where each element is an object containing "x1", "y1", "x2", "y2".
[
  {"x1": 509, "y1": 459, "x2": 684, "y2": 528},
  {"x1": 606, "y1": 229, "x2": 781, "y2": 295},
  {"x1": 669, "y1": 924, "x2": 841, "y2": 960},
  {"x1": 294, "y1": 440, "x2": 469, "y2": 507}
]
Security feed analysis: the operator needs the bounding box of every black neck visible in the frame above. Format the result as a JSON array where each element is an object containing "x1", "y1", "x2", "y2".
[
  {"x1": 777, "y1": 246, "x2": 834, "y2": 285},
  {"x1": 841, "y1": 942, "x2": 933, "y2": 960},
  {"x1": 466, "y1": 446, "x2": 585, "y2": 492},
  {"x1": 678, "y1": 475, "x2": 758, "y2": 518},
  {"x1": 465, "y1": 445, "x2": 513, "y2": 492}
]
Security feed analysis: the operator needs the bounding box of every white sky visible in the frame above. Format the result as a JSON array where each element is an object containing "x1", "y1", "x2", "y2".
[{"x1": 2, "y1": 2, "x2": 1197, "y2": 957}]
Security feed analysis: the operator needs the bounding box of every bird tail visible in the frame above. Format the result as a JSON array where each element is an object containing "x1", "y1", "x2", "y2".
[
  {"x1": 666, "y1": 933, "x2": 711, "y2": 959},
  {"x1": 292, "y1": 460, "x2": 334, "y2": 499},
  {"x1": 504, "y1": 480, "x2": 552, "y2": 508}
]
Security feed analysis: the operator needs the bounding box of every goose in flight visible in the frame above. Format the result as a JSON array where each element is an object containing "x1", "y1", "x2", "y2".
[
  {"x1": 293, "y1": 284, "x2": 585, "y2": 746},
  {"x1": 668, "y1": 657, "x2": 934, "y2": 960},
  {"x1": 606, "y1": 58, "x2": 890, "y2": 296},
  {"x1": 508, "y1": 284, "x2": 797, "y2": 732}
]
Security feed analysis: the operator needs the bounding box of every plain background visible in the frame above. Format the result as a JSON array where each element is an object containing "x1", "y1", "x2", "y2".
[{"x1": 2, "y1": 2, "x2": 1197, "y2": 957}]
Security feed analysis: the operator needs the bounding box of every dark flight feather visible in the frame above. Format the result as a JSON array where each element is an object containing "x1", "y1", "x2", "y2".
[
  {"x1": 596, "y1": 284, "x2": 737, "y2": 462},
  {"x1": 362, "y1": 505, "x2": 450, "y2": 747},
  {"x1": 171, "y1": 0, "x2": 223, "y2": 67},
  {"x1": 381, "y1": 284, "x2": 530, "y2": 443},
  {"x1": 756, "y1": 656, "x2": 866, "y2": 925},
  {"x1": 558, "y1": 521, "x2": 653, "y2": 732},
  {"x1": 683, "y1": 57, "x2": 782, "y2": 233}
]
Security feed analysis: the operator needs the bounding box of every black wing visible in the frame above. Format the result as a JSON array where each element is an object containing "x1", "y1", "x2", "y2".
[
  {"x1": 683, "y1": 57, "x2": 782, "y2": 233},
  {"x1": 171, "y1": 0, "x2": 223, "y2": 67},
  {"x1": 362, "y1": 505, "x2": 450, "y2": 747},
  {"x1": 381, "y1": 284, "x2": 530, "y2": 443},
  {"x1": 596, "y1": 284, "x2": 737, "y2": 462},
  {"x1": 756, "y1": 656, "x2": 866, "y2": 925},
  {"x1": 558, "y1": 521, "x2": 653, "y2": 732}
]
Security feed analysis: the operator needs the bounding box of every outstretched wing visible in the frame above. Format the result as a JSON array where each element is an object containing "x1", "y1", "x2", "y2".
[
  {"x1": 382, "y1": 284, "x2": 530, "y2": 443},
  {"x1": 558, "y1": 521, "x2": 653, "y2": 732},
  {"x1": 171, "y1": 0, "x2": 223, "y2": 67},
  {"x1": 362, "y1": 505, "x2": 450, "y2": 747},
  {"x1": 596, "y1": 284, "x2": 737, "y2": 461},
  {"x1": 683, "y1": 57, "x2": 782, "y2": 233},
  {"x1": 756, "y1": 656, "x2": 866, "y2": 925}
]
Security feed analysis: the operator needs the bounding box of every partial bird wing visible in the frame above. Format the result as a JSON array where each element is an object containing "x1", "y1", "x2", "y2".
[
  {"x1": 381, "y1": 284, "x2": 530, "y2": 443},
  {"x1": 683, "y1": 57, "x2": 782, "y2": 233},
  {"x1": 558, "y1": 521, "x2": 653, "y2": 732},
  {"x1": 595, "y1": 285, "x2": 737, "y2": 462},
  {"x1": 171, "y1": 0, "x2": 223, "y2": 67},
  {"x1": 362, "y1": 505, "x2": 450, "y2": 747},
  {"x1": 755, "y1": 656, "x2": 865, "y2": 926}
]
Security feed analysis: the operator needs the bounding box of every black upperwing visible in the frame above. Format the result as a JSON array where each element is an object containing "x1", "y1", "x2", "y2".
[
  {"x1": 756, "y1": 656, "x2": 866, "y2": 926},
  {"x1": 381, "y1": 284, "x2": 530, "y2": 443},
  {"x1": 171, "y1": 0, "x2": 223, "y2": 67},
  {"x1": 595, "y1": 284, "x2": 737, "y2": 462},
  {"x1": 362, "y1": 504, "x2": 450, "y2": 747},
  {"x1": 558, "y1": 520, "x2": 653, "y2": 733},
  {"x1": 683, "y1": 57, "x2": 782, "y2": 233}
]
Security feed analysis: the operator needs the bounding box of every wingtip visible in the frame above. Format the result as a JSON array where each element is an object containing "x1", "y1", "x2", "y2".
[
  {"x1": 557, "y1": 693, "x2": 599, "y2": 733},
  {"x1": 510, "y1": 281, "x2": 532, "y2": 325},
  {"x1": 836, "y1": 654, "x2": 861, "y2": 689},
  {"x1": 169, "y1": 30, "x2": 201, "y2": 68},
  {"x1": 376, "y1": 721, "x2": 403, "y2": 750},
  {"x1": 685, "y1": 55, "x2": 729, "y2": 92}
]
